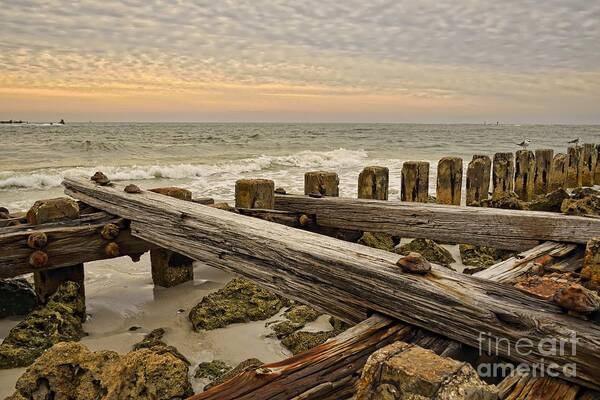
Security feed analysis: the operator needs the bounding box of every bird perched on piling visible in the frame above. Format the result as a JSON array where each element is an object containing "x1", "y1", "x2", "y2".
[
  {"x1": 517, "y1": 138, "x2": 531, "y2": 149},
  {"x1": 568, "y1": 137, "x2": 581, "y2": 147}
]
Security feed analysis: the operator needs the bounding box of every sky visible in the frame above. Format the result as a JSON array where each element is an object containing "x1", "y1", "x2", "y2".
[{"x1": 0, "y1": 0, "x2": 599, "y2": 123}]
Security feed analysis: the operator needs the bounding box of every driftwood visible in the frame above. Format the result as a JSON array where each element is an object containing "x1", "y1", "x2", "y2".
[
  {"x1": 0, "y1": 211, "x2": 153, "y2": 278},
  {"x1": 273, "y1": 194, "x2": 600, "y2": 250},
  {"x1": 63, "y1": 178, "x2": 600, "y2": 389}
]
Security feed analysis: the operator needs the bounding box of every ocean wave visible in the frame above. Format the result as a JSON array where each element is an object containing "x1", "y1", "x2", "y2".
[{"x1": 0, "y1": 148, "x2": 369, "y2": 191}]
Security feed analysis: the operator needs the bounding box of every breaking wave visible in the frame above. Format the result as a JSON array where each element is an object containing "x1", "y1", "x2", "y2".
[{"x1": 0, "y1": 148, "x2": 369, "y2": 191}]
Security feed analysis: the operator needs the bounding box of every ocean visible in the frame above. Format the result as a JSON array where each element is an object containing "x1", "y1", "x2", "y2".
[{"x1": 1, "y1": 123, "x2": 599, "y2": 211}]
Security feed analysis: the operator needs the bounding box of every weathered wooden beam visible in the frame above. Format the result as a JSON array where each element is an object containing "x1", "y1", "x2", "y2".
[
  {"x1": 566, "y1": 146, "x2": 583, "y2": 188},
  {"x1": 304, "y1": 171, "x2": 339, "y2": 197},
  {"x1": 436, "y1": 157, "x2": 462, "y2": 205},
  {"x1": 235, "y1": 179, "x2": 275, "y2": 209},
  {"x1": 272, "y1": 195, "x2": 600, "y2": 250},
  {"x1": 63, "y1": 177, "x2": 600, "y2": 389},
  {"x1": 0, "y1": 212, "x2": 153, "y2": 279},
  {"x1": 497, "y1": 373, "x2": 580, "y2": 400}
]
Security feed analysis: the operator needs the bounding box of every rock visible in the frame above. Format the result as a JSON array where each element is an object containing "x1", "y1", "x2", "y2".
[
  {"x1": 358, "y1": 231, "x2": 396, "y2": 252},
  {"x1": 0, "y1": 279, "x2": 37, "y2": 318},
  {"x1": 478, "y1": 192, "x2": 528, "y2": 210},
  {"x1": 396, "y1": 252, "x2": 432, "y2": 274},
  {"x1": 459, "y1": 244, "x2": 514, "y2": 269},
  {"x1": 395, "y1": 239, "x2": 455, "y2": 266},
  {"x1": 149, "y1": 187, "x2": 192, "y2": 201},
  {"x1": 329, "y1": 316, "x2": 352, "y2": 332},
  {"x1": 205, "y1": 358, "x2": 264, "y2": 389},
  {"x1": 528, "y1": 189, "x2": 570, "y2": 212},
  {"x1": 571, "y1": 187, "x2": 600, "y2": 200},
  {"x1": 270, "y1": 320, "x2": 301, "y2": 339},
  {"x1": 132, "y1": 328, "x2": 189, "y2": 365},
  {"x1": 281, "y1": 330, "x2": 339, "y2": 355},
  {"x1": 562, "y1": 195, "x2": 600, "y2": 216},
  {"x1": 0, "y1": 282, "x2": 85, "y2": 369},
  {"x1": 189, "y1": 278, "x2": 288, "y2": 330},
  {"x1": 514, "y1": 272, "x2": 580, "y2": 301},
  {"x1": 10, "y1": 341, "x2": 192, "y2": 400},
  {"x1": 284, "y1": 304, "x2": 320, "y2": 324},
  {"x1": 194, "y1": 360, "x2": 231, "y2": 380},
  {"x1": 100, "y1": 223, "x2": 120, "y2": 240},
  {"x1": 90, "y1": 171, "x2": 110, "y2": 185},
  {"x1": 553, "y1": 284, "x2": 600, "y2": 313},
  {"x1": 124, "y1": 184, "x2": 142, "y2": 193},
  {"x1": 26, "y1": 197, "x2": 80, "y2": 224},
  {"x1": 356, "y1": 341, "x2": 498, "y2": 400},
  {"x1": 274, "y1": 187, "x2": 287, "y2": 195},
  {"x1": 582, "y1": 238, "x2": 600, "y2": 285}
]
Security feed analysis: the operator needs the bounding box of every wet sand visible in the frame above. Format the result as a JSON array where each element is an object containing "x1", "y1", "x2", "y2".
[{"x1": 0, "y1": 254, "x2": 292, "y2": 398}]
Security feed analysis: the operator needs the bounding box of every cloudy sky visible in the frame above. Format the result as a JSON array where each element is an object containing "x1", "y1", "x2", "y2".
[{"x1": 1, "y1": 0, "x2": 599, "y2": 123}]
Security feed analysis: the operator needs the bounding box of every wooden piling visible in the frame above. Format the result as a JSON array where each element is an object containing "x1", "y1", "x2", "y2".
[
  {"x1": 534, "y1": 149, "x2": 554, "y2": 195},
  {"x1": 582, "y1": 238, "x2": 600, "y2": 285},
  {"x1": 514, "y1": 150, "x2": 535, "y2": 201},
  {"x1": 436, "y1": 157, "x2": 462, "y2": 205},
  {"x1": 549, "y1": 153, "x2": 568, "y2": 191},
  {"x1": 566, "y1": 146, "x2": 583, "y2": 188},
  {"x1": 466, "y1": 155, "x2": 490, "y2": 205},
  {"x1": 27, "y1": 198, "x2": 85, "y2": 304},
  {"x1": 595, "y1": 145, "x2": 600, "y2": 185},
  {"x1": 235, "y1": 179, "x2": 275, "y2": 208},
  {"x1": 150, "y1": 186, "x2": 195, "y2": 287},
  {"x1": 581, "y1": 143, "x2": 597, "y2": 187},
  {"x1": 492, "y1": 152, "x2": 514, "y2": 198},
  {"x1": 304, "y1": 171, "x2": 339, "y2": 197},
  {"x1": 401, "y1": 161, "x2": 429, "y2": 203},
  {"x1": 358, "y1": 166, "x2": 389, "y2": 200}
]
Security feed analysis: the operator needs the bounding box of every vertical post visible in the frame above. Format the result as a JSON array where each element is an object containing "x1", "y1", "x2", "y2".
[
  {"x1": 466, "y1": 155, "x2": 490, "y2": 205},
  {"x1": 581, "y1": 143, "x2": 597, "y2": 187},
  {"x1": 582, "y1": 238, "x2": 600, "y2": 286},
  {"x1": 549, "y1": 153, "x2": 568, "y2": 191},
  {"x1": 234, "y1": 179, "x2": 275, "y2": 208},
  {"x1": 436, "y1": 157, "x2": 462, "y2": 205},
  {"x1": 534, "y1": 149, "x2": 554, "y2": 195},
  {"x1": 149, "y1": 187, "x2": 195, "y2": 287},
  {"x1": 358, "y1": 166, "x2": 389, "y2": 200},
  {"x1": 594, "y1": 144, "x2": 600, "y2": 185},
  {"x1": 514, "y1": 150, "x2": 535, "y2": 201},
  {"x1": 566, "y1": 146, "x2": 582, "y2": 188},
  {"x1": 26, "y1": 198, "x2": 85, "y2": 304},
  {"x1": 401, "y1": 161, "x2": 429, "y2": 203},
  {"x1": 304, "y1": 171, "x2": 339, "y2": 197},
  {"x1": 492, "y1": 152, "x2": 514, "y2": 198}
]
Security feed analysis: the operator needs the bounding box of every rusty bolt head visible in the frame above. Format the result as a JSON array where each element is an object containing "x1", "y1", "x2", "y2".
[
  {"x1": 553, "y1": 284, "x2": 600, "y2": 313},
  {"x1": 105, "y1": 242, "x2": 120, "y2": 257},
  {"x1": 91, "y1": 171, "x2": 110, "y2": 185},
  {"x1": 101, "y1": 223, "x2": 120, "y2": 240},
  {"x1": 298, "y1": 214, "x2": 311, "y2": 227},
  {"x1": 27, "y1": 232, "x2": 48, "y2": 249},
  {"x1": 29, "y1": 250, "x2": 49, "y2": 268}
]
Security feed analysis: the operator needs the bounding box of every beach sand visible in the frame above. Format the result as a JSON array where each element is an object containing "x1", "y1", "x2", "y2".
[{"x1": 0, "y1": 254, "x2": 294, "y2": 398}]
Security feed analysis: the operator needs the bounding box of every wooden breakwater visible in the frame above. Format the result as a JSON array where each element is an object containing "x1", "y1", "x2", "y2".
[{"x1": 2, "y1": 142, "x2": 600, "y2": 399}]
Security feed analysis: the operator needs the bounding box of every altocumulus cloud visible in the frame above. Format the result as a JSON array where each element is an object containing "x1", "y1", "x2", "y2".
[{"x1": 0, "y1": 0, "x2": 599, "y2": 122}]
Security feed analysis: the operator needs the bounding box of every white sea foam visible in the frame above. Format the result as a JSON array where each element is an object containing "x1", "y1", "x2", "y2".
[{"x1": 0, "y1": 148, "x2": 370, "y2": 191}]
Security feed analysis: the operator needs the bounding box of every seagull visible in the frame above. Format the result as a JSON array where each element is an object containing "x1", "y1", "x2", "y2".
[
  {"x1": 517, "y1": 138, "x2": 531, "y2": 149},
  {"x1": 568, "y1": 137, "x2": 581, "y2": 147}
]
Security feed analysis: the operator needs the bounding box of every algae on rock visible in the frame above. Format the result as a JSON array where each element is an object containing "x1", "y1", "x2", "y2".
[
  {"x1": 528, "y1": 189, "x2": 570, "y2": 212},
  {"x1": 0, "y1": 278, "x2": 37, "y2": 318},
  {"x1": 204, "y1": 358, "x2": 264, "y2": 389},
  {"x1": 194, "y1": 360, "x2": 231, "y2": 380},
  {"x1": 395, "y1": 239, "x2": 455, "y2": 266},
  {"x1": 281, "y1": 330, "x2": 339, "y2": 355},
  {"x1": 133, "y1": 328, "x2": 189, "y2": 365},
  {"x1": 357, "y1": 232, "x2": 397, "y2": 252},
  {"x1": 0, "y1": 281, "x2": 85, "y2": 369},
  {"x1": 9, "y1": 341, "x2": 193, "y2": 400},
  {"x1": 189, "y1": 278, "x2": 288, "y2": 330}
]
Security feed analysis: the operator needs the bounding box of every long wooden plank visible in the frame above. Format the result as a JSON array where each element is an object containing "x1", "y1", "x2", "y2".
[
  {"x1": 194, "y1": 242, "x2": 589, "y2": 399},
  {"x1": 273, "y1": 194, "x2": 600, "y2": 250},
  {"x1": 63, "y1": 178, "x2": 600, "y2": 389},
  {"x1": 0, "y1": 212, "x2": 153, "y2": 278}
]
